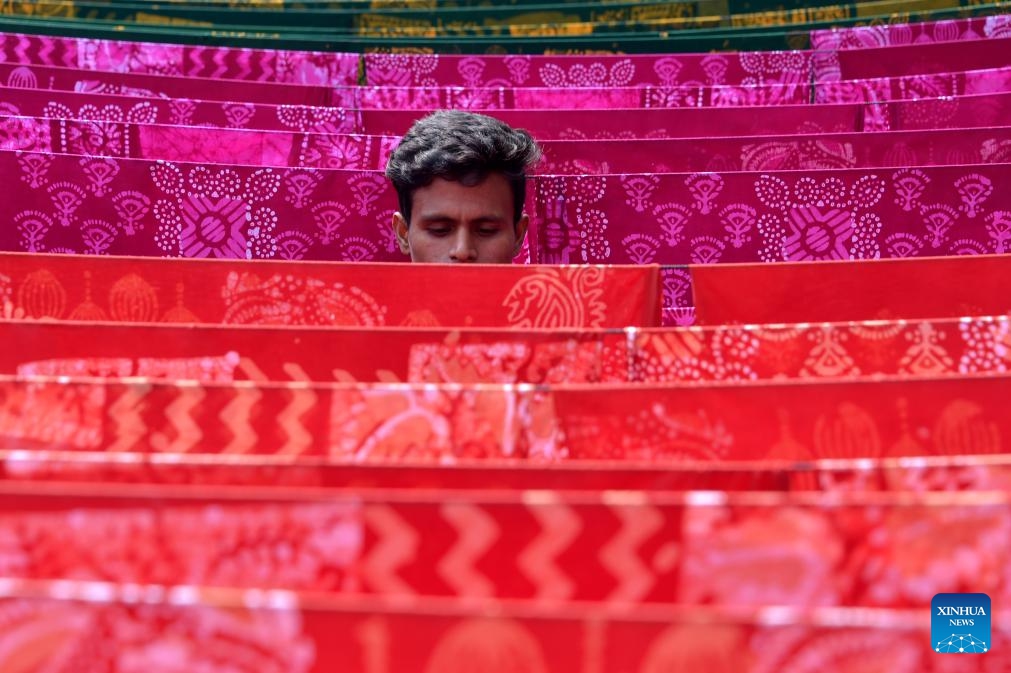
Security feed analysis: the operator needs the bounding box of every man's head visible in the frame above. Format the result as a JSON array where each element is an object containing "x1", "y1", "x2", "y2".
[{"x1": 385, "y1": 110, "x2": 541, "y2": 264}]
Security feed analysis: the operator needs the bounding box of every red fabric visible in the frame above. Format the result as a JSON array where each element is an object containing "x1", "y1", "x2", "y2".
[
  {"x1": 0, "y1": 252, "x2": 660, "y2": 328},
  {"x1": 0, "y1": 373, "x2": 1008, "y2": 461},
  {"x1": 0, "y1": 484, "x2": 1004, "y2": 609},
  {"x1": 3, "y1": 315, "x2": 1009, "y2": 385},
  {"x1": 3, "y1": 447, "x2": 1006, "y2": 493},
  {"x1": 0, "y1": 321, "x2": 632, "y2": 385},
  {"x1": 690, "y1": 254, "x2": 1011, "y2": 325},
  {"x1": 0, "y1": 585, "x2": 973, "y2": 673},
  {"x1": 0, "y1": 30, "x2": 359, "y2": 85}
]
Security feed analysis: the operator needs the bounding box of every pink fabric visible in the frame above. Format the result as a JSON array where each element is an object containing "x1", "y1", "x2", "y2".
[
  {"x1": 0, "y1": 61, "x2": 813, "y2": 110},
  {"x1": 811, "y1": 16, "x2": 1011, "y2": 82},
  {"x1": 815, "y1": 65, "x2": 1011, "y2": 104},
  {"x1": 0, "y1": 154, "x2": 404, "y2": 260},
  {"x1": 0, "y1": 61, "x2": 350, "y2": 106},
  {"x1": 532, "y1": 165, "x2": 1011, "y2": 266},
  {"x1": 0, "y1": 30, "x2": 359, "y2": 85},
  {"x1": 0, "y1": 114, "x2": 397, "y2": 169},
  {"x1": 828, "y1": 36, "x2": 1011, "y2": 82},
  {"x1": 7, "y1": 114, "x2": 1009, "y2": 174},
  {"x1": 364, "y1": 51, "x2": 813, "y2": 88},
  {"x1": 357, "y1": 82, "x2": 811, "y2": 109},
  {"x1": 891, "y1": 90, "x2": 1011, "y2": 131},
  {"x1": 538, "y1": 127, "x2": 1011, "y2": 173},
  {"x1": 0, "y1": 84, "x2": 852, "y2": 141},
  {"x1": 810, "y1": 14, "x2": 1011, "y2": 50},
  {"x1": 0, "y1": 86, "x2": 361, "y2": 133},
  {"x1": 9, "y1": 157, "x2": 1011, "y2": 265},
  {"x1": 361, "y1": 103, "x2": 866, "y2": 139}
]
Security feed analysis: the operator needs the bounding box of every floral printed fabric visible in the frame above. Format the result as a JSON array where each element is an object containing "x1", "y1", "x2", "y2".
[
  {"x1": 0, "y1": 30, "x2": 358, "y2": 85},
  {"x1": 534, "y1": 166, "x2": 1011, "y2": 267}
]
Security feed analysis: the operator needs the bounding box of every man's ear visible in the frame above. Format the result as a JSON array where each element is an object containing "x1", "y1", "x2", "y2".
[
  {"x1": 392, "y1": 212, "x2": 411, "y2": 256},
  {"x1": 513, "y1": 213, "x2": 530, "y2": 254}
]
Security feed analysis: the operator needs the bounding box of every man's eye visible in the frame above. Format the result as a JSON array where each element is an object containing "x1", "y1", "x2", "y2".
[
  {"x1": 427, "y1": 228, "x2": 450, "y2": 236},
  {"x1": 478, "y1": 228, "x2": 500, "y2": 236}
]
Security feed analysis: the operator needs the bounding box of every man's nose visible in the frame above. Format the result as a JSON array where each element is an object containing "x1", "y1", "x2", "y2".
[{"x1": 448, "y1": 229, "x2": 478, "y2": 262}]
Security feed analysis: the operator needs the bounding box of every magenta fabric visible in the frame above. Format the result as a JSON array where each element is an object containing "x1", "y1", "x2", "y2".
[
  {"x1": 891, "y1": 91, "x2": 1011, "y2": 131},
  {"x1": 7, "y1": 114, "x2": 1009, "y2": 174},
  {"x1": 531, "y1": 165, "x2": 1011, "y2": 267},
  {"x1": 18, "y1": 157, "x2": 1011, "y2": 266},
  {"x1": 361, "y1": 103, "x2": 866, "y2": 139},
  {"x1": 810, "y1": 14, "x2": 1011, "y2": 50},
  {"x1": 356, "y1": 82, "x2": 811, "y2": 109},
  {"x1": 0, "y1": 115, "x2": 398, "y2": 170},
  {"x1": 364, "y1": 51, "x2": 813, "y2": 88},
  {"x1": 0, "y1": 86, "x2": 361, "y2": 133},
  {"x1": 811, "y1": 16, "x2": 1011, "y2": 82},
  {"x1": 1, "y1": 153, "x2": 406, "y2": 261},
  {"x1": 538, "y1": 127, "x2": 1011, "y2": 173},
  {"x1": 0, "y1": 61, "x2": 812, "y2": 111},
  {"x1": 0, "y1": 30, "x2": 359, "y2": 86},
  {"x1": 0, "y1": 61, "x2": 350, "y2": 107},
  {"x1": 815, "y1": 65, "x2": 1011, "y2": 104},
  {"x1": 829, "y1": 37, "x2": 1011, "y2": 82}
]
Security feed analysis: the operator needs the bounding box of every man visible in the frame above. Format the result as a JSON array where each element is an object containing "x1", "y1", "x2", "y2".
[{"x1": 385, "y1": 110, "x2": 541, "y2": 264}]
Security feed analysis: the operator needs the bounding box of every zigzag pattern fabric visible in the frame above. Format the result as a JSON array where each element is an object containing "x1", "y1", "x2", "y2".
[{"x1": 0, "y1": 1, "x2": 1009, "y2": 670}]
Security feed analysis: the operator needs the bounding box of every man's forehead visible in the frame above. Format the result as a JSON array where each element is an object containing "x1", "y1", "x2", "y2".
[{"x1": 411, "y1": 175, "x2": 514, "y2": 219}]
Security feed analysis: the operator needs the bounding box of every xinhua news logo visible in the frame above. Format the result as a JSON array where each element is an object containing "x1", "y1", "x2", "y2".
[{"x1": 932, "y1": 593, "x2": 991, "y2": 654}]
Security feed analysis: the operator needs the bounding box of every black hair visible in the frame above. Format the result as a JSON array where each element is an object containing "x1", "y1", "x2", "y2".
[{"x1": 385, "y1": 110, "x2": 542, "y2": 225}]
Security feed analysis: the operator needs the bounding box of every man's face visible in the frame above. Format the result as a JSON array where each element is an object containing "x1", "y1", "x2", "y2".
[{"x1": 392, "y1": 173, "x2": 528, "y2": 264}]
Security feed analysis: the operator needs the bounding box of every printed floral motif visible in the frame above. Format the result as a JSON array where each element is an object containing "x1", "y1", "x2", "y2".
[
  {"x1": 538, "y1": 60, "x2": 635, "y2": 88},
  {"x1": 680, "y1": 507, "x2": 844, "y2": 606},
  {"x1": 222, "y1": 272, "x2": 387, "y2": 326},
  {"x1": 364, "y1": 53, "x2": 439, "y2": 87},
  {"x1": 328, "y1": 386, "x2": 560, "y2": 462},
  {"x1": 754, "y1": 174, "x2": 886, "y2": 261},
  {"x1": 503, "y1": 267, "x2": 607, "y2": 329},
  {"x1": 14, "y1": 210, "x2": 53, "y2": 252},
  {"x1": 0, "y1": 114, "x2": 48, "y2": 152},
  {"x1": 151, "y1": 162, "x2": 281, "y2": 259}
]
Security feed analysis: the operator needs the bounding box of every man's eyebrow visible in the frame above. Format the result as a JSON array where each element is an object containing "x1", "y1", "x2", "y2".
[
  {"x1": 415, "y1": 214, "x2": 456, "y2": 224},
  {"x1": 470, "y1": 215, "x2": 508, "y2": 225},
  {"x1": 415, "y1": 213, "x2": 509, "y2": 224}
]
